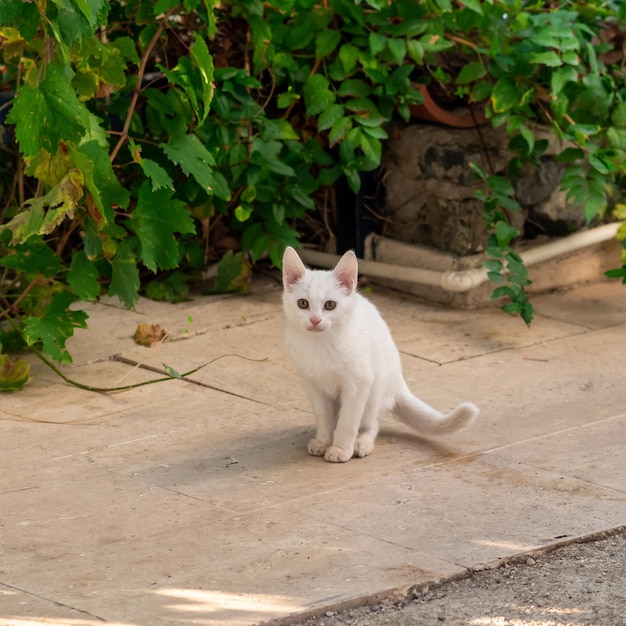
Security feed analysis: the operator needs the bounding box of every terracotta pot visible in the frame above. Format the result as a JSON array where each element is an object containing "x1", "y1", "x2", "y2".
[{"x1": 409, "y1": 84, "x2": 487, "y2": 128}]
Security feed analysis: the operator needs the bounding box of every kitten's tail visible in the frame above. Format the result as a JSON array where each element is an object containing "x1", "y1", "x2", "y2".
[{"x1": 392, "y1": 385, "x2": 478, "y2": 436}]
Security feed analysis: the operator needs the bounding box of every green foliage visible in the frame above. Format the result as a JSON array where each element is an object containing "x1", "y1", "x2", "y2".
[
  {"x1": 605, "y1": 208, "x2": 626, "y2": 283},
  {"x1": 439, "y1": 1, "x2": 626, "y2": 321},
  {"x1": 0, "y1": 353, "x2": 31, "y2": 392},
  {"x1": 0, "y1": 0, "x2": 624, "y2": 379}
]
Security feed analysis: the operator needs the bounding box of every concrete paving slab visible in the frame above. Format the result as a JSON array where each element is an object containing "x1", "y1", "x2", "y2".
[
  {"x1": 367, "y1": 289, "x2": 588, "y2": 364},
  {"x1": 532, "y1": 281, "x2": 626, "y2": 329},
  {"x1": 84, "y1": 417, "x2": 462, "y2": 516},
  {"x1": 1, "y1": 455, "x2": 229, "y2": 571},
  {"x1": 3, "y1": 505, "x2": 464, "y2": 626},
  {"x1": 65, "y1": 280, "x2": 281, "y2": 366},
  {"x1": 288, "y1": 452, "x2": 626, "y2": 569},
  {"x1": 504, "y1": 413, "x2": 626, "y2": 494},
  {"x1": 0, "y1": 368, "x2": 215, "y2": 468},
  {"x1": 0, "y1": 583, "x2": 116, "y2": 626},
  {"x1": 399, "y1": 323, "x2": 626, "y2": 454},
  {"x1": 115, "y1": 318, "x2": 299, "y2": 407},
  {"x1": 2, "y1": 278, "x2": 626, "y2": 625}
]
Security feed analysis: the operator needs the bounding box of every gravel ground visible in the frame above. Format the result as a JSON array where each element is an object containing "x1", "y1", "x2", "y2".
[{"x1": 287, "y1": 529, "x2": 626, "y2": 626}]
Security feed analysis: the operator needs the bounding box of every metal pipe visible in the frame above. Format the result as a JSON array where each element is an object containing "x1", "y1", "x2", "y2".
[{"x1": 299, "y1": 222, "x2": 622, "y2": 294}]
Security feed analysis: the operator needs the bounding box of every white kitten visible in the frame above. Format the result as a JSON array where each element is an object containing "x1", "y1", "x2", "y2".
[{"x1": 282, "y1": 246, "x2": 478, "y2": 463}]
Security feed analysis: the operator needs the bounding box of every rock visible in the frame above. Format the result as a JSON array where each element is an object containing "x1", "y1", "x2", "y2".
[{"x1": 381, "y1": 123, "x2": 584, "y2": 255}]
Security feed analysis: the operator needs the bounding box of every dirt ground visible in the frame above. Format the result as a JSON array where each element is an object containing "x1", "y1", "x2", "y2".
[{"x1": 288, "y1": 529, "x2": 626, "y2": 626}]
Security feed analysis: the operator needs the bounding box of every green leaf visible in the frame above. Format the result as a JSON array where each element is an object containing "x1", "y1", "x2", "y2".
[
  {"x1": 487, "y1": 175, "x2": 515, "y2": 196},
  {"x1": 469, "y1": 161, "x2": 486, "y2": 180},
  {"x1": 9, "y1": 170, "x2": 84, "y2": 244},
  {"x1": 318, "y1": 164, "x2": 342, "y2": 186},
  {"x1": 369, "y1": 32, "x2": 387, "y2": 56},
  {"x1": 487, "y1": 271, "x2": 506, "y2": 283},
  {"x1": 274, "y1": 118, "x2": 300, "y2": 141},
  {"x1": 318, "y1": 104, "x2": 345, "y2": 131},
  {"x1": 407, "y1": 40, "x2": 424, "y2": 65},
  {"x1": 129, "y1": 182, "x2": 196, "y2": 273},
  {"x1": 362, "y1": 125, "x2": 388, "y2": 140},
  {"x1": 235, "y1": 205, "x2": 253, "y2": 222},
  {"x1": 163, "y1": 363, "x2": 181, "y2": 378},
  {"x1": 328, "y1": 115, "x2": 352, "y2": 147},
  {"x1": 506, "y1": 253, "x2": 529, "y2": 282},
  {"x1": 273, "y1": 204, "x2": 285, "y2": 225},
  {"x1": 339, "y1": 44, "x2": 359, "y2": 74},
  {"x1": 0, "y1": 354, "x2": 31, "y2": 392},
  {"x1": 161, "y1": 134, "x2": 227, "y2": 198},
  {"x1": 588, "y1": 153, "x2": 610, "y2": 175},
  {"x1": 556, "y1": 147, "x2": 585, "y2": 163},
  {"x1": 344, "y1": 98, "x2": 382, "y2": 119},
  {"x1": 303, "y1": 74, "x2": 335, "y2": 116},
  {"x1": 529, "y1": 51, "x2": 562, "y2": 67},
  {"x1": 344, "y1": 167, "x2": 361, "y2": 193},
  {"x1": 457, "y1": 61, "x2": 486, "y2": 85},
  {"x1": 289, "y1": 186, "x2": 315, "y2": 210},
  {"x1": 490, "y1": 285, "x2": 517, "y2": 300},
  {"x1": 108, "y1": 238, "x2": 140, "y2": 309},
  {"x1": 145, "y1": 272, "x2": 190, "y2": 303},
  {"x1": 491, "y1": 77, "x2": 521, "y2": 114},
  {"x1": 22, "y1": 291, "x2": 88, "y2": 364},
  {"x1": 277, "y1": 91, "x2": 299, "y2": 109},
  {"x1": 359, "y1": 133, "x2": 381, "y2": 165},
  {"x1": 607, "y1": 127, "x2": 626, "y2": 150},
  {"x1": 562, "y1": 51, "x2": 579, "y2": 66},
  {"x1": 386, "y1": 38, "x2": 406, "y2": 66},
  {"x1": 189, "y1": 32, "x2": 214, "y2": 124},
  {"x1": 70, "y1": 141, "x2": 129, "y2": 224},
  {"x1": 68, "y1": 251, "x2": 100, "y2": 301},
  {"x1": 252, "y1": 139, "x2": 296, "y2": 176},
  {"x1": 7, "y1": 62, "x2": 90, "y2": 157},
  {"x1": 0, "y1": 237, "x2": 61, "y2": 279},
  {"x1": 605, "y1": 267, "x2": 626, "y2": 283},
  {"x1": 459, "y1": 0, "x2": 482, "y2": 13},
  {"x1": 241, "y1": 185, "x2": 256, "y2": 203},
  {"x1": 140, "y1": 158, "x2": 175, "y2": 191},
  {"x1": 611, "y1": 102, "x2": 626, "y2": 127},
  {"x1": 338, "y1": 79, "x2": 372, "y2": 98},
  {"x1": 518, "y1": 123, "x2": 535, "y2": 155},
  {"x1": 583, "y1": 193, "x2": 606, "y2": 223},
  {"x1": 212, "y1": 250, "x2": 252, "y2": 294},
  {"x1": 470, "y1": 79, "x2": 492, "y2": 102},
  {"x1": 316, "y1": 29, "x2": 341, "y2": 59},
  {"x1": 483, "y1": 259, "x2": 503, "y2": 272},
  {"x1": 494, "y1": 221, "x2": 519, "y2": 247}
]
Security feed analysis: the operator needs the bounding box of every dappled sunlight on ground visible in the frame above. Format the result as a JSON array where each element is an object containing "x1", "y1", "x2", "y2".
[{"x1": 153, "y1": 587, "x2": 303, "y2": 620}]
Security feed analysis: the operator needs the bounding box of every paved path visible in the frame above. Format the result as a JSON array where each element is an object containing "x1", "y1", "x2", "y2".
[{"x1": 1, "y1": 277, "x2": 625, "y2": 625}]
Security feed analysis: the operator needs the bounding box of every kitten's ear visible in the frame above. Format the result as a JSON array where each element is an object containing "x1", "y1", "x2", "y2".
[
  {"x1": 282, "y1": 246, "x2": 306, "y2": 288},
  {"x1": 333, "y1": 250, "x2": 358, "y2": 293}
]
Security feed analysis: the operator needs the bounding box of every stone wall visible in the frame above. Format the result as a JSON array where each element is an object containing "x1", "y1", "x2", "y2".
[{"x1": 381, "y1": 123, "x2": 586, "y2": 256}]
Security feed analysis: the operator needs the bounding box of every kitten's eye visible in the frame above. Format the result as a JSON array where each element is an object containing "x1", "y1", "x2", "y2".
[
  {"x1": 324, "y1": 300, "x2": 336, "y2": 311},
  {"x1": 297, "y1": 299, "x2": 309, "y2": 310}
]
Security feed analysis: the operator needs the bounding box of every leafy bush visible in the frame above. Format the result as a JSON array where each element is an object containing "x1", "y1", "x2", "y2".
[{"x1": 1, "y1": 0, "x2": 625, "y2": 388}]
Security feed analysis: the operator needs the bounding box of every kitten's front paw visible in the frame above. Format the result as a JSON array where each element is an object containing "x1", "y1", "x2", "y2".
[
  {"x1": 354, "y1": 434, "x2": 375, "y2": 458},
  {"x1": 324, "y1": 446, "x2": 353, "y2": 463},
  {"x1": 307, "y1": 438, "x2": 329, "y2": 457}
]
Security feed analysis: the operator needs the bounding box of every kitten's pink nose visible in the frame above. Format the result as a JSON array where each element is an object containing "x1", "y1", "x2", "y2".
[{"x1": 309, "y1": 315, "x2": 321, "y2": 326}]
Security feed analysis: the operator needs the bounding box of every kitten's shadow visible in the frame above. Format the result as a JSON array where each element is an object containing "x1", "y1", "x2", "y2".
[{"x1": 377, "y1": 426, "x2": 467, "y2": 462}]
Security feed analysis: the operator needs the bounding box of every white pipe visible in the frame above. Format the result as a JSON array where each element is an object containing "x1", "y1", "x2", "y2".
[{"x1": 299, "y1": 222, "x2": 622, "y2": 294}]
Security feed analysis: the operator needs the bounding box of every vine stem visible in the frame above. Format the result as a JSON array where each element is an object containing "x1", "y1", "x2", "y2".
[
  {"x1": 28, "y1": 345, "x2": 268, "y2": 394},
  {"x1": 109, "y1": 6, "x2": 176, "y2": 164}
]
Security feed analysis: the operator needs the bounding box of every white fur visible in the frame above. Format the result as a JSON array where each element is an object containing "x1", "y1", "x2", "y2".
[{"x1": 282, "y1": 246, "x2": 479, "y2": 463}]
